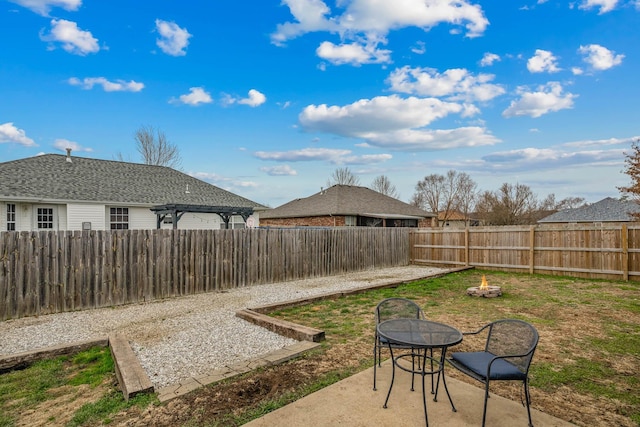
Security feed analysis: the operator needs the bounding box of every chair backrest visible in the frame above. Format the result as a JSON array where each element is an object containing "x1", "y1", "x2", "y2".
[
  {"x1": 485, "y1": 319, "x2": 539, "y2": 373},
  {"x1": 375, "y1": 297, "x2": 424, "y2": 324}
]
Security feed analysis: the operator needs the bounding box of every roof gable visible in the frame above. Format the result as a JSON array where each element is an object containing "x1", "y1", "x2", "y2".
[
  {"x1": 0, "y1": 154, "x2": 265, "y2": 209},
  {"x1": 261, "y1": 185, "x2": 434, "y2": 219},
  {"x1": 538, "y1": 197, "x2": 640, "y2": 223}
]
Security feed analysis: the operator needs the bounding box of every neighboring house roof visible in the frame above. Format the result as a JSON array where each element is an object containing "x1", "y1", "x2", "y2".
[
  {"x1": 538, "y1": 197, "x2": 640, "y2": 223},
  {"x1": 260, "y1": 185, "x2": 434, "y2": 219},
  {"x1": 0, "y1": 154, "x2": 265, "y2": 209},
  {"x1": 437, "y1": 210, "x2": 470, "y2": 221}
]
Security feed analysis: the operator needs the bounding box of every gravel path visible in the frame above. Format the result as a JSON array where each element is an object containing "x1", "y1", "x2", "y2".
[{"x1": 0, "y1": 266, "x2": 449, "y2": 388}]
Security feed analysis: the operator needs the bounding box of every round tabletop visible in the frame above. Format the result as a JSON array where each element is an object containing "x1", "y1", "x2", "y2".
[{"x1": 377, "y1": 318, "x2": 463, "y2": 348}]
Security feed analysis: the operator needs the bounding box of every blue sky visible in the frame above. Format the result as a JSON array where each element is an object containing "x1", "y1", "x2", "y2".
[{"x1": 1, "y1": 0, "x2": 639, "y2": 208}]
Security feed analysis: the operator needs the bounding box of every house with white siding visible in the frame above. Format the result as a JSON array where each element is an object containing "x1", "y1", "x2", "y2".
[{"x1": 0, "y1": 151, "x2": 266, "y2": 232}]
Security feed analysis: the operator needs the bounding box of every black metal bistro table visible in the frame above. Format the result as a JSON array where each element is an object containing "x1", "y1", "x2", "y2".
[{"x1": 377, "y1": 318, "x2": 463, "y2": 427}]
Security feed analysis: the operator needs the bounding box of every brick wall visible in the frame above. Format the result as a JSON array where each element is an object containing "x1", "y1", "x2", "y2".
[
  {"x1": 260, "y1": 215, "x2": 434, "y2": 228},
  {"x1": 260, "y1": 215, "x2": 347, "y2": 227}
]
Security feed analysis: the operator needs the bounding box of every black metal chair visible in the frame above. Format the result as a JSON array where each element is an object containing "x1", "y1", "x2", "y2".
[
  {"x1": 448, "y1": 319, "x2": 539, "y2": 427},
  {"x1": 373, "y1": 297, "x2": 425, "y2": 391}
]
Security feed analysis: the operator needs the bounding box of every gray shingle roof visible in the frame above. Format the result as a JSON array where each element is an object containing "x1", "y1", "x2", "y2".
[
  {"x1": 0, "y1": 154, "x2": 265, "y2": 209},
  {"x1": 538, "y1": 197, "x2": 640, "y2": 223},
  {"x1": 260, "y1": 184, "x2": 434, "y2": 219}
]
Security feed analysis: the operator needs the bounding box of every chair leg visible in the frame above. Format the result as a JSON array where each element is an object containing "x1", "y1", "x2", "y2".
[
  {"x1": 481, "y1": 381, "x2": 490, "y2": 427},
  {"x1": 524, "y1": 379, "x2": 534, "y2": 427},
  {"x1": 373, "y1": 342, "x2": 378, "y2": 391}
]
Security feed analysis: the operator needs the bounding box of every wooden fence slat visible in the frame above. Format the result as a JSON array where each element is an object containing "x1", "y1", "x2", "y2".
[{"x1": 7, "y1": 224, "x2": 640, "y2": 321}]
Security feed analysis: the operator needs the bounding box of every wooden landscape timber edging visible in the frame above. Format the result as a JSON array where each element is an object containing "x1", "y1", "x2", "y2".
[
  {"x1": 236, "y1": 309, "x2": 325, "y2": 342},
  {"x1": 0, "y1": 335, "x2": 154, "y2": 401},
  {"x1": 0, "y1": 337, "x2": 109, "y2": 374},
  {"x1": 109, "y1": 333, "x2": 154, "y2": 401},
  {"x1": 236, "y1": 266, "x2": 471, "y2": 340},
  {"x1": 410, "y1": 224, "x2": 640, "y2": 281},
  {"x1": 0, "y1": 228, "x2": 409, "y2": 320}
]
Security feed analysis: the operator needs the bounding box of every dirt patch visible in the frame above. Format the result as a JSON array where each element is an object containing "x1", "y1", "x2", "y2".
[
  {"x1": 17, "y1": 381, "x2": 111, "y2": 427},
  {"x1": 106, "y1": 345, "x2": 361, "y2": 427}
]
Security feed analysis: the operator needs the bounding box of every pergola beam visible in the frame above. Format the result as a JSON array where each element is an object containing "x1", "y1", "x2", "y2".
[{"x1": 150, "y1": 204, "x2": 254, "y2": 229}]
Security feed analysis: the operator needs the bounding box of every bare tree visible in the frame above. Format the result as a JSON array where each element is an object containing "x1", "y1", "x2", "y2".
[
  {"x1": 411, "y1": 173, "x2": 444, "y2": 213},
  {"x1": 555, "y1": 196, "x2": 586, "y2": 210},
  {"x1": 618, "y1": 139, "x2": 640, "y2": 219},
  {"x1": 475, "y1": 182, "x2": 539, "y2": 225},
  {"x1": 134, "y1": 125, "x2": 181, "y2": 168},
  {"x1": 327, "y1": 167, "x2": 360, "y2": 187},
  {"x1": 456, "y1": 173, "x2": 478, "y2": 226},
  {"x1": 411, "y1": 170, "x2": 478, "y2": 225},
  {"x1": 370, "y1": 175, "x2": 400, "y2": 199}
]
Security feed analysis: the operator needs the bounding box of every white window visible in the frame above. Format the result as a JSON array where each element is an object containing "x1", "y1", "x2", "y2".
[
  {"x1": 345, "y1": 216, "x2": 357, "y2": 226},
  {"x1": 36, "y1": 207, "x2": 54, "y2": 229},
  {"x1": 6, "y1": 203, "x2": 16, "y2": 231},
  {"x1": 219, "y1": 215, "x2": 246, "y2": 229},
  {"x1": 110, "y1": 207, "x2": 129, "y2": 230}
]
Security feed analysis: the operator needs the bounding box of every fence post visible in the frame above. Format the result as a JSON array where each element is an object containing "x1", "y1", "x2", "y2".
[
  {"x1": 529, "y1": 225, "x2": 535, "y2": 274},
  {"x1": 622, "y1": 224, "x2": 629, "y2": 281},
  {"x1": 464, "y1": 228, "x2": 469, "y2": 266}
]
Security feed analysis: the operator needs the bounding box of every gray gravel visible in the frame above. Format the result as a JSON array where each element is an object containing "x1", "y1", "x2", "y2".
[{"x1": 0, "y1": 266, "x2": 449, "y2": 388}]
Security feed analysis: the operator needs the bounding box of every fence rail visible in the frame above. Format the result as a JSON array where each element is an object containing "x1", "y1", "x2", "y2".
[
  {"x1": 5, "y1": 224, "x2": 638, "y2": 321},
  {"x1": 0, "y1": 228, "x2": 409, "y2": 320},
  {"x1": 409, "y1": 224, "x2": 640, "y2": 281}
]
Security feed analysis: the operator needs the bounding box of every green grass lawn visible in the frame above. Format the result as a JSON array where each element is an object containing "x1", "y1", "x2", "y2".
[
  {"x1": 271, "y1": 269, "x2": 640, "y2": 426},
  {"x1": 1, "y1": 269, "x2": 638, "y2": 427}
]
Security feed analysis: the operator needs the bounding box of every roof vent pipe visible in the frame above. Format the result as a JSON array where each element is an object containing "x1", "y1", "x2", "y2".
[{"x1": 66, "y1": 148, "x2": 72, "y2": 163}]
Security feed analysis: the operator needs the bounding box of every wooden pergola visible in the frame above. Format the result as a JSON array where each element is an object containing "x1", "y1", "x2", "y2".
[{"x1": 150, "y1": 204, "x2": 254, "y2": 229}]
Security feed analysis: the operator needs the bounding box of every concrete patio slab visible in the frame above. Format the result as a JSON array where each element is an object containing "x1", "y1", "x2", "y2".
[{"x1": 244, "y1": 360, "x2": 575, "y2": 427}]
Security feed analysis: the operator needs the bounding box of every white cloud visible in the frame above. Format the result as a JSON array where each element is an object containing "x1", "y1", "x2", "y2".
[
  {"x1": 411, "y1": 41, "x2": 426, "y2": 55},
  {"x1": 270, "y1": 0, "x2": 339, "y2": 45},
  {"x1": 190, "y1": 171, "x2": 231, "y2": 183},
  {"x1": 155, "y1": 19, "x2": 191, "y2": 56},
  {"x1": 578, "y1": 0, "x2": 619, "y2": 13},
  {"x1": 172, "y1": 87, "x2": 213, "y2": 106},
  {"x1": 502, "y1": 82, "x2": 577, "y2": 118},
  {"x1": 578, "y1": 44, "x2": 624, "y2": 71},
  {"x1": 298, "y1": 95, "x2": 498, "y2": 150},
  {"x1": 238, "y1": 89, "x2": 267, "y2": 107},
  {"x1": 386, "y1": 66, "x2": 505, "y2": 102},
  {"x1": 316, "y1": 40, "x2": 391, "y2": 65},
  {"x1": 527, "y1": 49, "x2": 561, "y2": 73},
  {"x1": 300, "y1": 95, "x2": 464, "y2": 135},
  {"x1": 362, "y1": 127, "x2": 499, "y2": 150},
  {"x1": 480, "y1": 52, "x2": 500, "y2": 67},
  {"x1": 223, "y1": 89, "x2": 267, "y2": 107},
  {"x1": 572, "y1": 67, "x2": 584, "y2": 75},
  {"x1": 480, "y1": 146, "x2": 623, "y2": 171},
  {"x1": 68, "y1": 77, "x2": 144, "y2": 92},
  {"x1": 562, "y1": 135, "x2": 639, "y2": 148},
  {"x1": 0, "y1": 122, "x2": 36, "y2": 146},
  {"x1": 254, "y1": 147, "x2": 392, "y2": 165},
  {"x1": 53, "y1": 138, "x2": 92, "y2": 152},
  {"x1": 9, "y1": 0, "x2": 80, "y2": 16},
  {"x1": 271, "y1": 0, "x2": 489, "y2": 64},
  {"x1": 260, "y1": 165, "x2": 299, "y2": 176},
  {"x1": 254, "y1": 147, "x2": 351, "y2": 162},
  {"x1": 40, "y1": 19, "x2": 99, "y2": 55},
  {"x1": 189, "y1": 171, "x2": 258, "y2": 193}
]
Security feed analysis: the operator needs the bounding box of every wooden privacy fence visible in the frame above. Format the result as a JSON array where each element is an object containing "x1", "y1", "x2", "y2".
[
  {"x1": 410, "y1": 224, "x2": 640, "y2": 281},
  {"x1": 0, "y1": 227, "x2": 409, "y2": 320}
]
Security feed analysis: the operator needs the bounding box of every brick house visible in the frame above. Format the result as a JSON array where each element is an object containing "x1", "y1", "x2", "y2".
[{"x1": 260, "y1": 185, "x2": 435, "y2": 228}]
